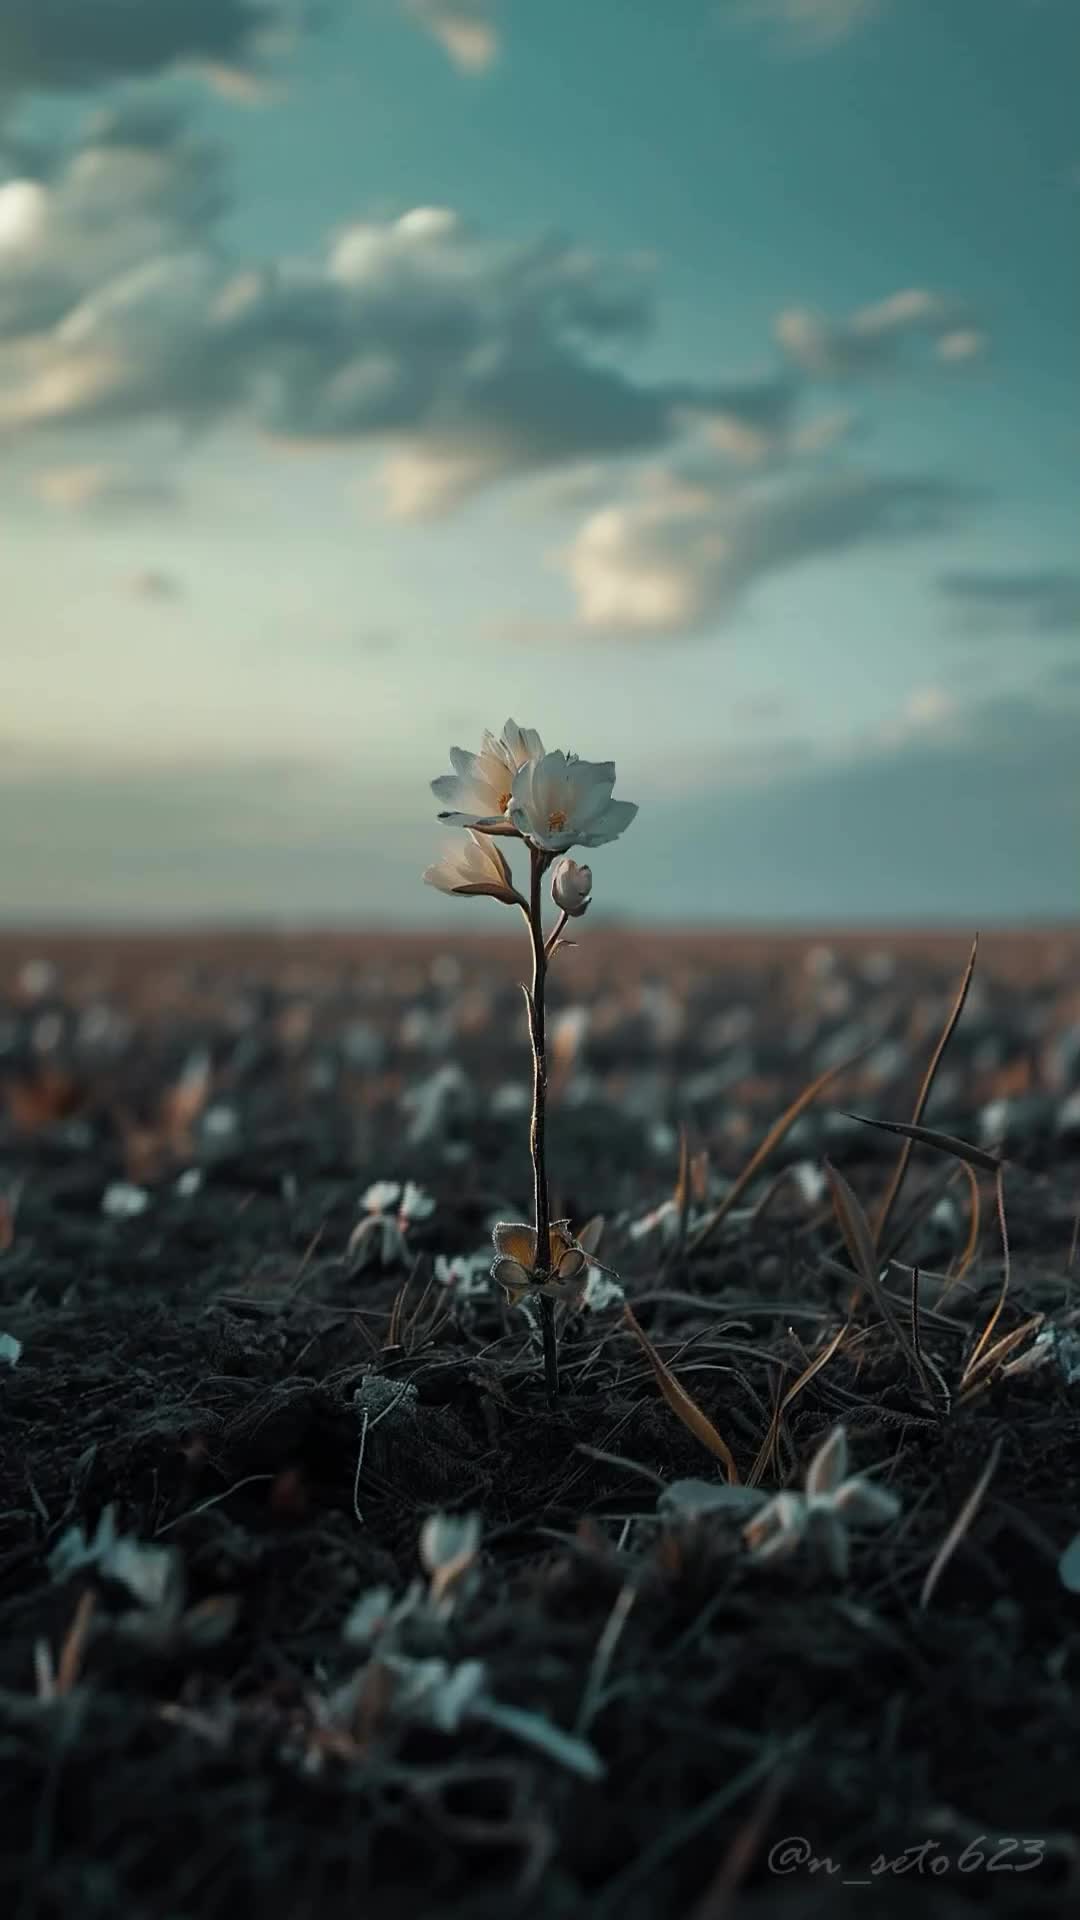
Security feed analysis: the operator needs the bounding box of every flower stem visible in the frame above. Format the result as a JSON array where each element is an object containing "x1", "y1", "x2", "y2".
[{"x1": 525, "y1": 844, "x2": 558, "y2": 1406}]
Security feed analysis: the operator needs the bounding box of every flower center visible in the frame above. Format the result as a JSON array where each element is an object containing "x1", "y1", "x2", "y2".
[
  {"x1": 498, "y1": 790, "x2": 512, "y2": 813},
  {"x1": 547, "y1": 808, "x2": 568, "y2": 831}
]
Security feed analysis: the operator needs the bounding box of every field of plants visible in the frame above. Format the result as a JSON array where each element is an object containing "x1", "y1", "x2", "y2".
[{"x1": 2, "y1": 925, "x2": 1080, "y2": 1918}]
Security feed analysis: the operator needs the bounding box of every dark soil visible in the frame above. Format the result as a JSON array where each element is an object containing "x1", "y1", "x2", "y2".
[{"x1": 2, "y1": 927, "x2": 1080, "y2": 1920}]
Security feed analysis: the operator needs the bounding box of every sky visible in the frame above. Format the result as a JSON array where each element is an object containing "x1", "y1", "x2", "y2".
[{"x1": 1, "y1": 0, "x2": 1078, "y2": 926}]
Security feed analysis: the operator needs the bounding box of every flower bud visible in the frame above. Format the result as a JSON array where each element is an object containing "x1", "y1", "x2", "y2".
[{"x1": 551, "y1": 857, "x2": 592, "y2": 917}]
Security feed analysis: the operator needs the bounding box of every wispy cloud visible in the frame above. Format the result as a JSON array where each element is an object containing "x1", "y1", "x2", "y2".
[
  {"x1": 775, "y1": 290, "x2": 986, "y2": 380},
  {"x1": 32, "y1": 463, "x2": 182, "y2": 513},
  {"x1": 404, "y1": 0, "x2": 502, "y2": 72},
  {"x1": 731, "y1": 0, "x2": 885, "y2": 53},
  {"x1": 939, "y1": 568, "x2": 1080, "y2": 636}
]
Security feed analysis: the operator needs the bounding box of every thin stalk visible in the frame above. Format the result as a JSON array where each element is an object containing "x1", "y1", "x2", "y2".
[
  {"x1": 544, "y1": 908, "x2": 570, "y2": 959},
  {"x1": 524, "y1": 844, "x2": 559, "y2": 1404}
]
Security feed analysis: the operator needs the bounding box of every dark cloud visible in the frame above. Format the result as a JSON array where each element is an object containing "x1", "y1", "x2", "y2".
[
  {"x1": 632, "y1": 690, "x2": 1078, "y2": 919},
  {"x1": 0, "y1": 1, "x2": 278, "y2": 97},
  {"x1": 939, "y1": 568, "x2": 1080, "y2": 636}
]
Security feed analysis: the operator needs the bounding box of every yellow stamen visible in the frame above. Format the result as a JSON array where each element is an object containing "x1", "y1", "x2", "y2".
[
  {"x1": 498, "y1": 790, "x2": 512, "y2": 813},
  {"x1": 548, "y1": 808, "x2": 568, "y2": 831}
]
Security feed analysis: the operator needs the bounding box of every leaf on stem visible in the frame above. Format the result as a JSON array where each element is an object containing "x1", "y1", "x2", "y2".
[{"x1": 845, "y1": 1114, "x2": 1005, "y2": 1177}]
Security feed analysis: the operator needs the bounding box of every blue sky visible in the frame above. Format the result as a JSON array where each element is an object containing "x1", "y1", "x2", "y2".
[{"x1": 1, "y1": 0, "x2": 1077, "y2": 923}]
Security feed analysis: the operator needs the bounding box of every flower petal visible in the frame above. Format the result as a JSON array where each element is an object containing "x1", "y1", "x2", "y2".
[
  {"x1": 362, "y1": 1180, "x2": 400, "y2": 1213},
  {"x1": 831, "y1": 1478, "x2": 901, "y2": 1527},
  {"x1": 576, "y1": 798, "x2": 639, "y2": 847},
  {"x1": 437, "y1": 810, "x2": 521, "y2": 836},
  {"x1": 491, "y1": 1255, "x2": 532, "y2": 1302},
  {"x1": 555, "y1": 1246, "x2": 587, "y2": 1283},
  {"x1": 492, "y1": 1221, "x2": 538, "y2": 1267},
  {"x1": 805, "y1": 1426, "x2": 848, "y2": 1499},
  {"x1": 565, "y1": 760, "x2": 616, "y2": 825}
]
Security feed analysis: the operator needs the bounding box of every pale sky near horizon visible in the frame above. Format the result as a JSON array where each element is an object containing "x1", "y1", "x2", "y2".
[{"x1": 1, "y1": 0, "x2": 1078, "y2": 925}]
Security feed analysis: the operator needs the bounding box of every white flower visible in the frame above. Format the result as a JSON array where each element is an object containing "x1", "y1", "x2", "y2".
[
  {"x1": 349, "y1": 1178, "x2": 432, "y2": 1270},
  {"x1": 434, "y1": 1251, "x2": 491, "y2": 1298},
  {"x1": 419, "y1": 1511, "x2": 482, "y2": 1609},
  {"x1": 423, "y1": 830, "x2": 525, "y2": 907},
  {"x1": 582, "y1": 1266, "x2": 624, "y2": 1311},
  {"x1": 743, "y1": 1425, "x2": 901, "y2": 1580},
  {"x1": 508, "y1": 750, "x2": 637, "y2": 854},
  {"x1": 399, "y1": 1180, "x2": 436, "y2": 1223},
  {"x1": 551, "y1": 857, "x2": 593, "y2": 917},
  {"x1": 362, "y1": 1180, "x2": 401, "y2": 1214},
  {"x1": 431, "y1": 717, "x2": 544, "y2": 834},
  {"x1": 102, "y1": 1182, "x2": 150, "y2": 1220},
  {"x1": 490, "y1": 1219, "x2": 589, "y2": 1304}
]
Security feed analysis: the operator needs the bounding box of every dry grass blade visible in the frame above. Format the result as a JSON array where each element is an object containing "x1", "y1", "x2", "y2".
[
  {"x1": 747, "y1": 1320, "x2": 850, "y2": 1488},
  {"x1": 623, "y1": 1305, "x2": 739, "y2": 1484},
  {"x1": 385, "y1": 1285, "x2": 406, "y2": 1349},
  {"x1": 660, "y1": 1124, "x2": 694, "y2": 1275},
  {"x1": 824, "y1": 1161, "x2": 933, "y2": 1397},
  {"x1": 944, "y1": 1160, "x2": 982, "y2": 1297},
  {"x1": 919, "y1": 1435, "x2": 1002, "y2": 1609},
  {"x1": 56, "y1": 1589, "x2": 97, "y2": 1696},
  {"x1": 873, "y1": 935, "x2": 978, "y2": 1250},
  {"x1": 846, "y1": 1113, "x2": 1004, "y2": 1177},
  {"x1": 957, "y1": 1313, "x2": 1044, "y2": 1404},
  {"x1": 960, "y1": 1166, "x2": 1011, "y2": 1389},
  {"x1": 687, "y1": 1046, "x2": 872, "y2": 1257}
]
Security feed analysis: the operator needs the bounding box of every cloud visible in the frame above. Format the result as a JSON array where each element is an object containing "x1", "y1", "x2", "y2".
[
  {"x1": 32, "y1": 463, "x2": 181, "y2": 512},
  {"x1": 564, "y1": 463, "x2": 976, "y2": 636},
  {"x1": 0, "y1": 180, "x2": 755, "y2": 508},
  {"x1": 0, "y1": 0, "x2": 289, "y2": 100},
  {"x1": 404, "y1": 0, "x2": 501, "y2": 72},
  {"x1": 0, "y1": 108, "x2": 986, "y2": 529},
  {"x1": 732, "y1": 0, "x2": 885, "y2": 52},
  {"x1": 775, "y1": 290, "x2": 985, "y2": 379},
  {"x1": 939, "y1": 568, "x2": 1080, "y2": 636},
  {"x1": 0, "y1": 107, "x2": 225, "y2": 341}
]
